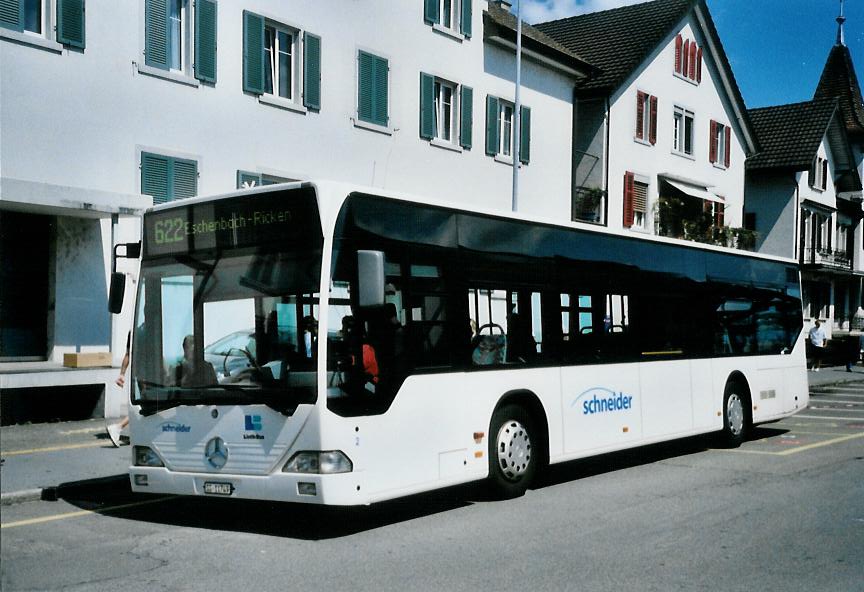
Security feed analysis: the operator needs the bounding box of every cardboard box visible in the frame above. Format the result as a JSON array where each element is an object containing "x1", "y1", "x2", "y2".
[{"x1": 63, "y1": 352, "x2": 113, "y2": 368}]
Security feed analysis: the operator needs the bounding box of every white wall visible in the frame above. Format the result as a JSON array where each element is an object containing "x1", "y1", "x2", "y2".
[
  {"x1": 0, "y1": 0, "x2": 579, "y2": 369},
  {"x1": 0, "y1": 0, "x2": 577, "y2": 219},
  {"x1": 605, "y1": 16, "x2": 747, "y2": 231}
]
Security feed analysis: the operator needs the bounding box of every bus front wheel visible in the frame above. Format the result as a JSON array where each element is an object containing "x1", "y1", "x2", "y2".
[
  {"x1": 720, "y1": 382, "x2": 748, "y2": 448},
  {"x1": 487, "y1": 404, "x2": 537, "y2": 499}
]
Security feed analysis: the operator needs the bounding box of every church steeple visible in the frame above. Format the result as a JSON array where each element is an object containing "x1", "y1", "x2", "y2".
[{"x1": 836, "y1": 0, "x2": 846, "y2": 46}]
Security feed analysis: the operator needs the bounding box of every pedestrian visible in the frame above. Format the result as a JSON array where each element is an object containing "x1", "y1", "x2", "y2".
[
  {"x1": 846, "y1": 331, "x2": 862, "y2": 372},
  {"x1": 107, "y1": 332, "x2": 131, "y2": 447},
  {"x1": 808, "y1": 320, "x2": 827, "y2": 371}
]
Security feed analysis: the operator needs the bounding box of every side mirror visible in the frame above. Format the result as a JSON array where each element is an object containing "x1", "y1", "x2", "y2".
[
  {"x1": 108, "y1": 241, "x2": 141, "y2": 314},
  {"x1": 108, "y1": 272, "x2": 126, "y2": 314},
  {"x1": 357, "y1": 250, "x2": 385, "y2": 308}
]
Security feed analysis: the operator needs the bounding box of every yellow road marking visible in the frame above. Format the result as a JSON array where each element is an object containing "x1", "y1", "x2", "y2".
[
  {"x1": 775, "y1": 432, "x2": 864, "y2": 456},
  {"x1": 715, "y1": 432, "x2": 864, "y2": 456},
  {"x1": 2, "y1": 441, "x2": 108, "y2": 456},
  {"x1": 1, "y1": 496, "x2": 176, "y2": 530}
]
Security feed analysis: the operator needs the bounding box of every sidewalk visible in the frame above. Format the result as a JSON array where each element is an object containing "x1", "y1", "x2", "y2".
[
  {"x1": 2, "y1": 367, "x2": 863, "y2": 506},
  {"x1": 0, "y1": 418, "x2": 130, "y2": 504}
]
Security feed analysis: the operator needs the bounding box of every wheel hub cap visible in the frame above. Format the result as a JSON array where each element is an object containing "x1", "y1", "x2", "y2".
[
  {"x1": 496, "y1": 419, "x2": 532, "y2": 481},
  {"x1": 727, "y1": 394, "x2": 744, "y2": 436}
]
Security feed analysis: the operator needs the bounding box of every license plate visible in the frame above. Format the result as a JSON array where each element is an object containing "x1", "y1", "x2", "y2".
[{"x1": 203, "y1": 481, "x2": 234, "y2": 496}]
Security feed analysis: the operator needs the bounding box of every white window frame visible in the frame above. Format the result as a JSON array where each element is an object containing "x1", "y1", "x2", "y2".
[
  {"x1": 433, "y1": 78, "x2": 458, "y2": 144},
  {"x1": 713, "y1": 121, "x2": 728, "y2": 168},
  {"x1": 439, "y1": 0, "x2": 460, "y2": 32},
  {"x1": 264, "y1": 21, "x2": 300, "y2": 103},
  {"x1": 0, "y1": 0, "x2": 63, "y2": 52},
  {"x1": 167, "y1": 0, "x2": 189, "y2": 73},
  {"x1": 673, "y1": 106, "x2": 695, "y2": 157},
  {"x1": 631, "y1": 176, "x2": 649, "y2": 230},
  {"x1": 498, "y1": 99, "x2": 515, "y2": 158}
]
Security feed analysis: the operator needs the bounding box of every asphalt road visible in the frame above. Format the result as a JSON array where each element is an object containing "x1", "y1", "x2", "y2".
[{"x1": 2, "y1": 381, "x2": 863, "y2": 591}]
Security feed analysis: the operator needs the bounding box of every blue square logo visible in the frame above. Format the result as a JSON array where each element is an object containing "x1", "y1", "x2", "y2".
[{"x1": 244, "y1": 415, "x2": 262, "y2": 431}]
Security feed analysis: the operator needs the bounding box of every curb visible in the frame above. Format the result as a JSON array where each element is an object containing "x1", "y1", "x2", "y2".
[
  {"x1": 1, "y1": 475, "x2": 129, "y2": 506},
  {"x1": 1, "y1": 488, "x2": 44, "y2": 506}
]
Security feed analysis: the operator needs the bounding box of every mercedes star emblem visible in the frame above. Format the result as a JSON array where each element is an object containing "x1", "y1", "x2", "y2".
[{"x1": 204, "y1": 437, "x2": 228, "y2": 469}]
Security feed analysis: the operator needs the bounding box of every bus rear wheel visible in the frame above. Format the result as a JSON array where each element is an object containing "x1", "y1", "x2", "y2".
[
  {"x1": 720, "y1": 382, "x2": 748, "y2": 448},
  {"x1": 487, "y1": 404, "x2": 537, "y2": 499}
]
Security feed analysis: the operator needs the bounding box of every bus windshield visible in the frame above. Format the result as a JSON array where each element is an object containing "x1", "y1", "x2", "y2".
[{"x1": 131, "y1": 188, "x2": 323, "y2": 415}]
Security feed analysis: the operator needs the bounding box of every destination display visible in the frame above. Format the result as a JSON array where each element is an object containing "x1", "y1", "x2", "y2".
[{"x1": 143, "y1": 188, "x2": 321, "y2": 257}]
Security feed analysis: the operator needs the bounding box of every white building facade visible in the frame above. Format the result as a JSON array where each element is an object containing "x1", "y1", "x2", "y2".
[{"x1": 0, "y1": 0, "x2": 590, "y2": 415}]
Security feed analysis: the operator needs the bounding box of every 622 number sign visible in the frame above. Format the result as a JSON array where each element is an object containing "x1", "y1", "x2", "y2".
[{"x1": 153, "y1": 217, "x2": 186, "y2": 245}]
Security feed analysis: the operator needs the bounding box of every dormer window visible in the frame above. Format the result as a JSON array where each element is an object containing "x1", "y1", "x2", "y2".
[
  {"x1": 674, "y1": 34, "x2": 702, "y2": 83},
  {"x1": 810, "y1": 156, "x2": 829, "y2": 192}
]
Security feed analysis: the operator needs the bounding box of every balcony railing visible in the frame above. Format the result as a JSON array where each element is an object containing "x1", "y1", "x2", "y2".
[{"x1": 802, "y1": 247, "x2": 851, "y2": 270}]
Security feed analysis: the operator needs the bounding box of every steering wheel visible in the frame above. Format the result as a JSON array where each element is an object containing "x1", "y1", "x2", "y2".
[
  {"x1": 223, "y1": 346, "x2": 260, "y2": 377},
  {"x1": 478, "y1": 323, "x2": 505, "y2": 335}
]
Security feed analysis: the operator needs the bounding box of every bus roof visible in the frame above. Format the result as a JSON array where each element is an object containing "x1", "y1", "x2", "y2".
[{"x1": 146, "y1": 179, "x2": 798, "y2": 266}]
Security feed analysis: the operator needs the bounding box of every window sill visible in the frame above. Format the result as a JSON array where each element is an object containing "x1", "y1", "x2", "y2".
[
  {"x1": 712, "y1": 162, "x2": 728, "y2": 171},
  {"x1": 634, "y1": 137, "x2": 653, "y2": 147},
  {"x1": 353, "y1": 118, "x2": 394, "y2": 136},
  {"x1": 431, "y1": 24, "x2": 465, "y2": 42},
  {"x1": 259, "y1": 94, "x2": 308, "y2": 114},
  {"x1": 430, "y1": 138, "x2": 463, "y2": 153},
  {"x1": 0, "y1": 28, "x2": 63, "y2": 53},
  {"x1": 136, "y1": 64, "x2": 200, "y2": 88},
  {"x1": 493, "y1": 154, "x2": 514, "y2": 166},
  {"x1": 673, "y1": 72, "x2": 699, "y2": 86},
  {"x1": 671, "y1": 150, "x2": 695, "y2": 161}
]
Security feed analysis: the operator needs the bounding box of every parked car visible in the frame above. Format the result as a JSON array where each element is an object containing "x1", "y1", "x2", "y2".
[{"x1": 204, "y1": 329, "x2": 256, "y2": 379}]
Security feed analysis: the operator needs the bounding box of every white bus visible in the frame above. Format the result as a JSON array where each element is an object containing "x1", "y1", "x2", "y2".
[{"x1": 110, "y1": 181, "x2": 808, "y2": 504}]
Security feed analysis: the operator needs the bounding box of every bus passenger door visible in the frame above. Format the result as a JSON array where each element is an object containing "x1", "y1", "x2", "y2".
[{"x1": 559, "y1": 292, "x2": 642, "y2": 454}]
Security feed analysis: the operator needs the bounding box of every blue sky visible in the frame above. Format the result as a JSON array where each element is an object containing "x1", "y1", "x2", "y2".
[{"x1": 519, "y1": 0, "x2": 864, "y2": 109}]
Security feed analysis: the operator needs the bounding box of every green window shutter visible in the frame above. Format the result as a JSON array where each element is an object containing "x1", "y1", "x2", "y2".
[
  {"x1": 485, "y1": 95, "x2": 499, "y2": 156},
  {"x1": 236, "y1": 170, "x2": 261, "y2": 189},
  {"x1": 172, "y1": 158, "x2": 198, "y2": 200},
  {"x1": 358, "y1": 51, "x2": 388, "y2": 126},
  {"x1": 141, "y1": 153, "x2": 170, "y2": 205},
  {"x1": 145, "y1": 0, "x2": 169, "y2": 70},
  {"x1": 460, "y1": 85, "x2": 473, "y2": 149},
  {"x1": 424, "y1": 0, "x2": 439, "y2": 25},
  {"x1": 460, "y1": 0, "x2": 472, "y2": 37},
  {"x1": 303, "y1": 32, "x2": 321, "y2": 109},
  {"x1": 242, "y1": 11, "x2": 264, "y2": 94},
  {"x1": 373, "y1": 54, "x2": 389, "y2": 126},
  {"x1": 56, "y1": 0, "x2": 85, "y2": 49},
  {"x1": 194, "y1": 0, "x2": 217, "y2": 83},
  {"x1": 0, "y1": 0, "x2": 23, "y2": 32},
  {"x1": 419, "y1": 73, "x2": 435, "y2": 140},
  {"x1": 519, "y1": 105, "x2": 531, "y2": 164}
]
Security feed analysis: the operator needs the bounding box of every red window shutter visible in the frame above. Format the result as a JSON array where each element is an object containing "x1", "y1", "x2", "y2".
[
  {"x1": 636, "y1": 91, "x2": 645, "y2": 139},
  {"x1": 623, "y1": 172, "x2": 635, "y2": 227},
  {"x1": 696, "y1": 47, "x2": 703, "y2": 83},
  {"x1": 714, "y1": 203, "x2": 725, "y2": 227},
  {"x1": 689, "y1": 42, "x2": 697, "y2": 79},
  {"x1": 649, "y1": 95, "x2": 658, "y2": 145},
  {"x1": 674, "y1": 34, "x2": 683, "y2": 74},
  {"x1": 724, "y1": 126, "x2": 731, "y2": 168},
  {"x1": 682, "y1": 40, "x2": 690, "y2": 76},
  {"x1": 709, "y1": 120, "x2": 718, "y2": 163}
]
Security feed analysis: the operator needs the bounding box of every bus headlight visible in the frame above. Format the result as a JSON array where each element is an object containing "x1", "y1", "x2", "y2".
[
  {"x1": 134, "y1": 446, "x2": 165, "y2": 467},
  {"x1": 283, "y1": 451, "x2": 353, "y2": 474}
]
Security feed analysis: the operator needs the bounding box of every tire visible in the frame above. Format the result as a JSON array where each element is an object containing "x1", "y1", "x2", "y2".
[
  {"x1": 720, "y1": 382, "x2": 748, "y2": 448},
  {"x1": 487, "y1": 404, "x2": 537, "y2": 499}
]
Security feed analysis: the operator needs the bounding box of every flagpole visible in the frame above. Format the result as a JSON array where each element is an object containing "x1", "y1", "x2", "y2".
[{"x1": 512, "y1": 0, "x2": 522, "y2": 212}]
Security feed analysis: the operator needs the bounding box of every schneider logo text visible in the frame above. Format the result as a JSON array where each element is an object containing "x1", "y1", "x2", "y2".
[{"x1": 573, "y1": 388, "x2": 634, "y2": 416}]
